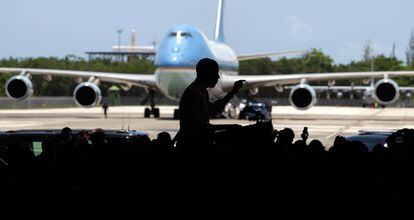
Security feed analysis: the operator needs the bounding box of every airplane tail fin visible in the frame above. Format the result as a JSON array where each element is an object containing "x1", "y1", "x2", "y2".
[{"x1": 214, "y1": 0, "x2": 225, "y2": 42}]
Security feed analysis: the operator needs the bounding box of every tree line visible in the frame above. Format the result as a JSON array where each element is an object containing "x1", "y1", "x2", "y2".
[{"x1": 0, "y1": 49, "x2": 413, "y2": 97}]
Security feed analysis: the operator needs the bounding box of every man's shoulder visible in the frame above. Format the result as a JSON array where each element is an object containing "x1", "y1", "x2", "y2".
[
  {"x1": 185, "y1": 81, "x2": 199, "y2": 90},
  {"x1": 183, "y1": 82, "x2": 204, "y2": 96}
]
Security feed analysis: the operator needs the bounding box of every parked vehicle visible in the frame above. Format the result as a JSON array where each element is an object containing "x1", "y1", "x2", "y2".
[
  {"x1": 0, "y1": 129, "x2": 148, "y2": 156},
  {"x1": 345, "y1": 130, "x2": 394, "y2": 151},
  {"x1": 238, "y1": 101, "x2": 271, "y2": 121}
]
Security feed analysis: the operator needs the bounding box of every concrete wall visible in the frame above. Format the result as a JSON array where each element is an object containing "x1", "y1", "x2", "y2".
[
  {"x1": 0, "y1": 96, "x2": 178, "y2": 109},
  {"x1": 0, "y1": 96, "x2": 413, "y2": 109}
]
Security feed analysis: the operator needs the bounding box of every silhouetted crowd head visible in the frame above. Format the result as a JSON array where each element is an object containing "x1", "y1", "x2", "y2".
[{"x1": 1, "y1": 124, "x2": 414, "y2": 219}]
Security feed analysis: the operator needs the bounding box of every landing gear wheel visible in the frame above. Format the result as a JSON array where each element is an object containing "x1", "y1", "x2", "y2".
[
  {"x1": 153, "y1": 108, "x2": 160, "y2": 118},
  {"x1": 144, "y1": 108, "x2": 150, "y2": 118},
  {"x1": 143, "y1": 89, "x2": 161, "y2": 118}
]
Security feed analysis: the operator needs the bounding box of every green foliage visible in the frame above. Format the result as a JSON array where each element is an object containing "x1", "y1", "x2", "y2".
[
  {"x1": 240, "y1": 48, "x2": 335, "y2": 75},
  {"x1": 302, "y1": 49, "x2": 334, "y2": 73},
  {"x1": 239, "y1": 58, "x2": 275, "y2": 75}
]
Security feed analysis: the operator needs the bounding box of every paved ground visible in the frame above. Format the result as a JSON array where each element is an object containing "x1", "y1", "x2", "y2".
[{"x1": 0, "y1": 106, "x2": 413, "y2": 146}]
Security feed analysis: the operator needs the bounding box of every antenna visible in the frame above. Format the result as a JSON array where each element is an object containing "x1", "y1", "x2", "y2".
[
  {"x1": 127, "y1": 106, "x2": 131, "y2": 130},
  {"x1": 121, "y1": 101, "x2": 125, "y2": 130},
  {"x1": 117, "y1": 29, "x2": 123, "y2": 52}
]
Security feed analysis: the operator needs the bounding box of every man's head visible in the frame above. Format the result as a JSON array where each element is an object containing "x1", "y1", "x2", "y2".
[
  {"x1": 196, "y1": 58, "x2": 220, "y2": 88},
  {"x1": 90, "y1": 128, "x2": 106, "y2": 145},
  {"x1": 61, "y1": 127, "x2": 72, "y2": 142},
  {"x1": 277, "y1": 128, "x2": 295, "y2": 145}
]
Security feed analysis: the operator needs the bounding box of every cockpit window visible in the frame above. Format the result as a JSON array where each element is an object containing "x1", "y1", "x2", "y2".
[
  {"x1": 180, "y1": 32, "x2": 192, "y2": 37},
  {"x1": 169, "y1": 32, "x2": 192, "y2": 38}
]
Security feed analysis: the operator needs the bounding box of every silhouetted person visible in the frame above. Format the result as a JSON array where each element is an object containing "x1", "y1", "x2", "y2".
[
  {"x1": 156, "y1": 132, "x2": 172, "y2": 150},
  {"x1": 61, "y1": 127, "x2": 72, "y2": 143},
  {"x1": 56, "y1": 127, "x2": 74, "y2": 171},
  {"x1": 102, "y1": 102, "x2": 109, "y2": 118},
  {"x1": 308, "y1": 139, "x2": 326, "y2": 153},
  {"x1": 89, "y1": 128, "x2": 108, "y2": 153},
  {"x1": 177, "y1": 58, "x2": 244, "y2": 145},
  {"x1": 77, "y1": 129, "x2": 90, "y2": 146},
  {"x1": 276, "y1": 128, "x2": 295, "y2": 146},
  {"x1": 176, "y1": 58, "x2": 244, "y2": 219}
]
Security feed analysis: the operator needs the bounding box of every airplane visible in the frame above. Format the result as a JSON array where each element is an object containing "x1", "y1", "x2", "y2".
[{"x1": 1, "y1": 0, "x2": 414, "y2": 119}]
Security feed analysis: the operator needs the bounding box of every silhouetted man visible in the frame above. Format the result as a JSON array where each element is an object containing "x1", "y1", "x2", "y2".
[
  {"x1": 177, "y1": 57, "x2": 244, "y2": 219},
  {"x1": 102, "y1": 102, "x2": 109, "y2": 118},
  {"x1": 178, "y1": 58, "x2": 244, "y2": 145}
]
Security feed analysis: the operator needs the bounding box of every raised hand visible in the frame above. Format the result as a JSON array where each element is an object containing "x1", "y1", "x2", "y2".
[
  {"x1": 301, "y1": 127, "x2": 309, "y2": 143},
  {"x1": 231, "y1": 80, "x2": 246, "y2": 94}
]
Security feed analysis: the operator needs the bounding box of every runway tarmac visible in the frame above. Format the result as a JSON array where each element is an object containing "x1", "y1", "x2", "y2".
[{"x1": 0, "y1": 106, "x2": 413, "y2": 146}]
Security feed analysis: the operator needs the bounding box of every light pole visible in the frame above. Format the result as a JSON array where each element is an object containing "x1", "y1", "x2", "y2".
[
  {"x1": 117, "y1": 29, "x2": 123, "y2": 62},
  {"x1": 117, "y1": 29, "x2": 123, "y2": 52}
]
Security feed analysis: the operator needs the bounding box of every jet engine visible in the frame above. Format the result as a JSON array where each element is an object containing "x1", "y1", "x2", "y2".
[
  {"x1": 373, "y1": 79, "x2": 399, "y2": 105},
  {"x1": 289, "y1": 84, "x2": 317, "y2": 110},
  {"x1": 5, "y1": 75, "x2": 33, "y2": 100},
  {"x1": 73, "y1": 82, "x2": 102, "y2": 108}
]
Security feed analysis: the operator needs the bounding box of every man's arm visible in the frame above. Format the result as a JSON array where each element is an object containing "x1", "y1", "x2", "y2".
[{"x1": 209, "y1": 80, "x2": 245, "y2": 116}]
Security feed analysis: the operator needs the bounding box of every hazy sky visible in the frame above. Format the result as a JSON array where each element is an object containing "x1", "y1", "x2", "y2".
[{"x1": 1, "y1": 0, "x2": 413, "y2": 64}]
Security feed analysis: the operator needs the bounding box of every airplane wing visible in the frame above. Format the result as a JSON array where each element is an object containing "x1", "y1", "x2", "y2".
[
  {"x1": 286, "y1": 85, "x2": 369, "y2": 92},
  {"x1": 221, "y1": 71, "x2": 414, "y2": 90},
  {"x1": 316, "y1": 86, "x2": 414, "y2": 93},
  {"x1": 311, "y1": 86, "x2": 369, "y2": 91},
  {"x1": 309, "y1": 85, "x2": 414, "y2": 93},
  {"x1": 0, "y1": 67, "x2": 157, "y2": 89},
  {"x1": 237, "y1": 50, "x2": 306, "y2": 61},
  {"x1": 400, "y1": 87, "x2": 414, "y2": 92}
]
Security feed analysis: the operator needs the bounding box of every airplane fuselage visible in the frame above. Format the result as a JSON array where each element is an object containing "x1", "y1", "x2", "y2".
[{"x1": 154, "y1": 24, "x2": 238, "y2": 100}]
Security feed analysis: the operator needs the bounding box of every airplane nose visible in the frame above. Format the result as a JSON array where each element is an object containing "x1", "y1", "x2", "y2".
[
  {"x1": 171, "y1": 56, "x2": 178, "y2": 62},
  {"x1": 172, "y1": 44, "x2": 180, "y2": 52},
  {"x1": 155, "y1": 33, "x2": 213, "y2": 67}
]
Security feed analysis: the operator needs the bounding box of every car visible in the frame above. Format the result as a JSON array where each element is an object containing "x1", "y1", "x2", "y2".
[
  {"x1": 345, "y1": 130, "x2": 394, "y2": 151},
  {"x1": 238, "y1": 101, "x2": 272, "y2": 121},
  {"x1": 0, "y1": 129, "x2": 149, "y2": 156}
]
